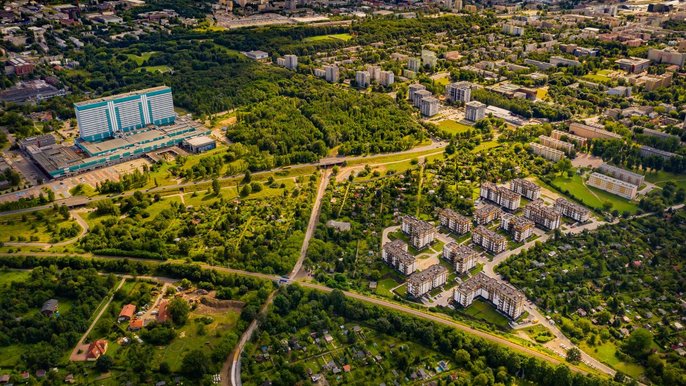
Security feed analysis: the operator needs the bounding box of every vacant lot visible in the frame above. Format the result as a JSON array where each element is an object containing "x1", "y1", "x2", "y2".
[
  {"x1": 437, "y1": 120, "x2": 472, "y2": 135},
  {"x1": 303, "y1": 33, "x2": 353, "y2": 42}
]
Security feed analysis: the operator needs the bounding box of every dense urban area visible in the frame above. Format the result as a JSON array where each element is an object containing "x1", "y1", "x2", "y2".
[{"x1": 0, "y1": 0, "x2": 685, "y2": 385}]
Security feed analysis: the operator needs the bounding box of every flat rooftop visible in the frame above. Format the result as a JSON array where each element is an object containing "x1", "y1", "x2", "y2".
[{"x1": 74, "y1": 86, "x2": 170, "y2": 107}]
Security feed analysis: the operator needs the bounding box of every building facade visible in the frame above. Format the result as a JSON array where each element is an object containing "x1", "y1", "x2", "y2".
[
  {"x1": 529, "y1": 142, "x2": 565, "y2": 162},
  {"x1": 597, "y1": 163, "x2": 645, "y2": 186},
  {"x1": 554, "y1": 198, "x2": 590, "y2": 222},
  {"x1": 445, "y1": 81, "x2": 472, "y2": 103},
  {"x1": 500, "y1": 214, "x2": 535, "y2": 242},
  {"x1": 407, "y1": 264, "x2": 448, "y2": 298},
  {"x1": 382, "y1": 239, "x2": 416, "y2": 275},
  {"x1": 550, "y1": 129, "x2": 587, "y2": 147},
  {"x1": 75, "y1": 86, "x2": 176, "y2": 142},
  {"x1": 474, "y1": 204, "x2": 501, "y2": 225},
  {"x1": 438, "y1": 208, "x2": 471, "y2": 234},
  {"x1": 420, "y1": 96, "x2": 440, "y2": 117},
  {"x1": 524, "y1": 199, "x2": 561, "y2": 230},
  {"x1": 510, "y1": 178, "x2": 541, "y2": 201},
  {"x1": 401, "y1": 215, "x2": 436, "y2": 250},
  {"x1": 587, "y1": 172, "x2": 638, "y2": 199},
  {"x1": 454, "y1": 272, "x2": 525, "y2": 319},
  {"x1": 443, "y1": 243, "x2": 478, "y2": 273},
  {"x1": 356, "y1": 71, "x2": 370, "y2": 88},
  {"x1": 465, "y1": 101, "x2": 487, "y2": 122},
  {"x1": 569, "y1": 122, "x2": 622, "y2": 140},
  {"x1": 472, "y1": 225, "x2": 507, "y2": 254},
  {"x1": 325, "y1": 65, "x2": 339, "y2": 83},
  {"x1": 539, "y1": 135, "x2": 574, "y2": 153},
  {"x1": 409, "y1": 83, "x2": 427, "y2": 103},
  {"x1": 480, "y1": 182, "x2": 521, "y2": 210}
]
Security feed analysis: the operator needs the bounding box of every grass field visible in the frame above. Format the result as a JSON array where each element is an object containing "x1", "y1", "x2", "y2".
[
  {"x1": 0, "y1": 209, "x2": 82, "y2": 243},
  {"x1": 135, "y1": 65, "x2": 172, "y2": 74},
  {"x1": 580, "y1": 341, "x2": 644, "y2": 379},
  {"x1": 551, "y1": 173, "x2": 638, "y2": 214},
  {"x1": 461, "y1": 299, "x2": 511, "y2": 329},
  {"x1": 582, "y1": 73, "x2": 611, "y2": 84},
  {"x1": 644, "y1": 170, "x2": 686, "y2": 190},
  {"x1": 125, "y1": 51, "x2": 156, "y2": 65},
  {"x1": 0, "y1": 270, "x2": 30, "y2": 286},
  {"x1": 437, "y1": 120, "x2": 473, "y2": 135},
  {"x1": 303, "y1": 33, "x2": 353, "y2": 42},
  {"x1": 346, "y1": 147, "x2": 445, "y2": 167},
  {"x1": 471, "y1": 141, "x2": 501, "y2": 153},
  {"x1": 521, "y1": 324, "x2": 554, "y2": 343},
  {"x1": 376, "y1": 278, "x2": 401, "y2": 297}
]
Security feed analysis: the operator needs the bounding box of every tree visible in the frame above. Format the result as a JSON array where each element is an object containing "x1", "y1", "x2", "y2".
[
  {"x1": 181, "y1": 349, "x2": 211, "y2": 378},
  {"x1": 212, "y1": 178, "x2": 221, "y2": 196},
  {"x1": 623, "y1": 328, "x2": 653, "y2": 358},
  {"x1": 240, "y1": 184, "x2": 252, "y2": 197},
  {"x1": 566, "y1": 347, "x2": 581, "y2": 364},
  {"x1": 168, "y1": 297, "x2": 190, "y2": 326},
  {"x1": 95, "y1": 355, "x2": 113, "y2": 372}
]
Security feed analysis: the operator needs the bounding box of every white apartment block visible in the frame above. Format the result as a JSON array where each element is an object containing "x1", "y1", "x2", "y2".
[
  {"x1": 443, "y1": 243, "x2": 478, "y2": 273},
  {"x1": 382, "y1": 239, "x2": 417, "y2": 275},
  {"x1": 454, "y1": 272, "x2": 525, "y2": 319},
  {"x1": 529, "y1": 142, "x2": 565, "y2": 162},
  {"x1": 401, "y1": 215, "x2": 436, "y2": 250},
  {"x1": 472, "y1": 225, "x2": 507, "y2": 254},
  {"x1": 413, "y1": 89, "x2": 433, "y2": 108},
  {"x1": 367, "y1": 65, "x2": 381, "y2": 82},
  {"x1": 554, "y1": 198, "x2": 590, "y2": 222},
  {"x1": 524, "y1": 199, "x2": 561, "y2": 230},
  {"x1": 500, "y1": 214, "x2": 535, "y2": 243},
  {"x1": 409, "y1": 83, "x2": 426, "y2": 103},
  {"x1": 324, "y1": 65, "x2": 339, "y2": 83},
  {"x1": 474, "y1": 204, "x2": 501, "y2": 225},
  {"x1": 438, "y1": 208, "x2": 471, "y2": 235},
  {"x1": 407, "y1": 264, "x2": 448, "y2": 298},
  {"x1": 465, "y1": 101, "x2": 486, "y2": 122},
  {"x1": 550, "y1": 129, "x2": 587, "y2": 148},
  {"x1": 480, "y1": 182, "x2": 521, "y2": 211},
  {"x1": 420, "y1": 96, "x2": 440, "y2": 117},
  {"x1": 408, "y1": 57, "x2": 421, "y2": 72},
  {"x1": 587, "y1": 172, "x2": 638, "y2": 200},
  {"x1": 445, "y1": 81, "x2": 472, "y2": 103},
  {"x1": 597, "y1": 163, "x2": 645, "y2": 187},
  {"x1": 539, "y1": 135, "x2": 574, "y2": 154},
  {"x1": 380, "y1": 70, "x2": 395, "y2": 86},
  {"x1": 569, "y1": 122, "x2": 622, "y2": 140},
  {"x1": 502, "y1": 24, "x2": 525, "y2": 36},
  {"x1": 510, "y1": 179, "x2": 541, "y2": 201},
  {"x1": 356, "y1": 71, "x2": 370, "y2": 88}
]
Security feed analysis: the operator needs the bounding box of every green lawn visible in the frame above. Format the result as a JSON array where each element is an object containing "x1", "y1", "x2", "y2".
[
  {"x1": 521, "y1": 324, "x2": 554, "y2": 343},
  {"x1": 582, "y1": 73, "x2": 611, "y2": 84},
  {"x1": 0, "y1": 270, "x2": 31, "y2": 286},
  {"x1": 471, "y1": 141, "x2": 501, "y2": 153},
  {"x1": 0, "y1": 209, "x2": 82, "y2": 243},
  {"x1": 125, "y1": 51, "x2": 156, "y2": 65},
  {"x1": 303, "y1": 33, "x2": 353, "y2": 42},
  {"x1": 580, "y1": 341, "x2": 644, "y2": 379},
  {"x1": 437, "y1": 120, "x2": 473, "y2": 135},
  {"x1": 551, "y1": 173, "x2": 638, "y2": 214},
  {"x1": 135, "y1": 65, "x2": 172, "y2": 74},
  {"x1": 460, "y1": 299, "x2": 511, "y2": 329},
  {"x1": 376, "y1": 278, "x2": 401, "y2": 297},
  {"x1": 644, "y1": 170, "x2": 686, "y2": 190}
]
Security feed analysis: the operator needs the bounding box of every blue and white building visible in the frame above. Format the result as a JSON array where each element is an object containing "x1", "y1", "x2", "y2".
[{"x1": 74, "y1": 86, "x2": 176, "y2": 142}]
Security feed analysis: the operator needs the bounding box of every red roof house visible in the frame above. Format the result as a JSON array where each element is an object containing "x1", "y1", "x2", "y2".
[
  {"x1": 118, "y1": 304, "x2": 136, "y2": 322},
  {"x1": 86, "y1": 340, "x2": 108, "y2": 361},
  {"x1": 157, "y1": 299, "x2": 170, "y2": 323}
]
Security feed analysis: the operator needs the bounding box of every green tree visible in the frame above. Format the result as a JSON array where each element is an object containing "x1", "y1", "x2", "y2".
[
  {"x1": 566, "y1": 347, "x2": 581, "y2": 364},
  {"x1": 212, "y1": 178, "x2": 221, "y2": 196},
  {"x1": 95, "y1": 355, "x2": 113, "y2": 372},
  {"x1": 623, "y1": 328, "x2": 653, "y2": 358},
  {"x1": 168, "y1": 297, "x2": 190, "y2": 326},
  {"x1": 181, "y1": 349, "x2": 211, "y2": 378}
]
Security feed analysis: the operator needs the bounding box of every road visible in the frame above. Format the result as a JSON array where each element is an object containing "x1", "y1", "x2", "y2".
[{"x1": 3, "y1": 209, "x2": 90, "y2": 248}]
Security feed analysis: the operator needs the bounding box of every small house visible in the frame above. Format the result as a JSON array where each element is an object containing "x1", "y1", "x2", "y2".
[
  {"x1": 118, "y1": 304, "x2": 136, "y2": 322},
  {"x1": 41, "y1": 299, "x2": 58, "y2": 316},
  {"x1": 86, "y1": 340, "x2": 108, "y2": 361}
]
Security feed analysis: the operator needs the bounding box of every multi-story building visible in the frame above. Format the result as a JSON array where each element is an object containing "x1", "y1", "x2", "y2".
[
  {"x1": 367, "y1": 65, "x2": 381, "y2": 82},
  {"x1": 597, "y1": 163, "x2": 645, "y2": 187},
  {"x1": 554, "y1": 198, "x2": 590, "y2": 222},
  {"x1": 529, "y1": 143, "x2": 565, "y2": 162},
  {"x1": 550, "y1": 129, "x2": 587, "y2": 148},
  {"x1": 587, "y1": 172, "x2": 638, "y2": 199},
  {"x1": 465, "y1": 101, "x2": 487, "y2": 122},
  {"x1": 356, "y1": 71, "x2": 370, "y2": 88},
  {"x1": 524, "y1": 200, "x2": 561, "y2": 230},
  {"x1": 472, "y1": 226, "x2": 507, "y2": 254},
  {"x1": 510, "y1": 179, "x2": 541, "y2": 201},
  {"x1": 502, "y1": 23, "x2": 525, "y2": 36},
  {"x1": 443, "y1": 243, "x2": 478, "y2": 273},
  {"x1": 420, "y1": 96, "x2": 440, "y2": 117},
  {"x1": 539, "y1": 135, "x2": 574, "y2": 154},
  {"x1": 438, "y1": 208, "x2": 471, "y2": 235},
  {"x1": 407, "y1": 264, "x2": 448, "y2": 298},
  {"x1": 648, "y1": 48, "x2": 686, "y2": 67},
  {"x1": 74, "y1": 86, "x2": 176, "y2": 142},
  {"x1": 283, "y1": 54, "x2": 298, "y2": 70},
  {"x1": 480, "y1": 182, "x2": 521, "y2": 211},
  {"x1": 445, "y1": 81, "x2": 472, "y2": 103},
  {"x1": 454, "y1": 272, "x2": 525, "y2": 319},
  {"x1": 409, "y1": 84, "x2": 426, "y2": 103},
  {"x1": 413, "y1": 89, "x2": 433, "y2": 108},
  {"x1": 568, "y1": 122, "x2": 622, "y2": 140},
  {"x1": 382, "y1": 239, "x2": 416, "y2": 275},
  {"x1": 4, "y1": 57, "x2": 34, "y2": 76},
  {"x1": 314, "y1": 68, "x2": 326, "y2": 78},
  {"x1": 401, "y1": 215, "x2": 436, "y2": 250},
  {"x1": 324, "y1": 65, "x2": 339, "y2": 83},
  {"x1": 408, "y1": 57, "x2": 421, "y2": 72},
  {"x1": 474, "y1": 204, "x2": 501, "y2": 225},
  {"x1": 639, "y1": 145, "x2": 675, "y2": 160},
  {"x1": 500, "y1": 214, "x2": 535, "y2": 242},
  {"x1": 550, "y1": 56, "x2": 581, "y2": 67},
  {"x1": 421, "y1": 49, "x2": 437, "y2": 68},
  {"x1": 380, "y1": 70, "x2": 395, "y2": 86},
  {"x1": 615, "y1": 57, "x2": 651, "y2": 73}
]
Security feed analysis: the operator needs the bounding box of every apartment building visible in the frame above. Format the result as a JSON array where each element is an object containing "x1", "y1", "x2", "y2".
[
  {"x1": 408, "y1": 83, "x2": 426, "y2": 102},
  {"x1": 502, "y1": 23, "x2": 525, "y2": 36},
  {"x1": 480, "y1": 182, "x2": 521, "y2": 210},
  {"x1": 438, "y1": 208, "x2": 471, "y2": 235},
  {"x1": 587, "y1": 172, "x2": 638, "y2": 199},
  {"x1": 550, "y1": 129, "x2": 587, "y2": 147},
  {"x1": 367, "y1": 65, "x2": 381, "y2": 82},
  {"x1": 472, "y1": 225, "x2": 507, "y2": 254},
  {"x1": 465, "y1": 101, "x2": 487, "y2": 122},
  {"x1": 539, "y1": 135, "x2": 574, "y2": 154},
  {"x1": 420, "y1": 96, "x2": 440, "y2": 117},
  {"x1": 598, "y1": 163, "x2": 645, "y2": 186},
  {"x1": 510, "y1": 179, "x2": 541, "y2": 201},
  {"x1": 356, "y1": 71, "x2": 370, "y2": 88},
  {"x1": 413, "y1": 89, "x2": 433, "y2": 107},
  {"x1": 382, "y1": 239, "x2": 416, "y2": 275},
  {"x1": 276, "y1": 55, "x2": 298, "y2": 70},
  {"x1": 500, "y1": 214, "x2": 535, "y2": 242},
  {"x1": 554, "y1": 198, "x2": 590, "y2": 222},
  {"x1": 408, "y1": 57, "x2": 421, "y2": 72},
  {"x1": 474, "y1": 204, "x2": 502, "y2": 225},
  {"x1": 421, "y1": 49, "x2": 437, "y2": 68},
  {"x1": 550, "y1": 56, "x2": 581, "y2": 67},
  {"x1": 454, "y1": 273, "x2": 525, "y2": 319},
  {"x1": 380, "y1": 70, "x2": 395, "y2": 86},
  {"x1": 401, "y1": 215, "x2": 436, "y2": 250},
  {"x1": 616, "y1": 57, "x2": 651, "y2": 73},
  {"x1": 648, "y1": 48, "x2": 686, "y2": 67},
  {"x1": 324, "y1": 65, "x2": 339, "y2": 83},
  {"x1": 445, "y1": 81, "x2": 472, "y2": 103},
  {"x1": 407, "y1": 264, "x2": 448, "y2": 298},
  {"x1": 569, "y1": 122, "x2": 622, "y2": 140},
  {"x1": 443, "y1": 242, "x2": 478, "y2": 273},
  {"x1": 529, "y1": 143, "x2": 565, "y2": 162},
  {"x1": 524, "y1": 199, "x2": 561, "y2": 230}
]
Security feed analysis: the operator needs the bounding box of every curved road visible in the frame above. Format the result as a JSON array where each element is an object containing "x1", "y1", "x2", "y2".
[{"x1": 3, "y1": 210, "x2": 90, "y2": 248}]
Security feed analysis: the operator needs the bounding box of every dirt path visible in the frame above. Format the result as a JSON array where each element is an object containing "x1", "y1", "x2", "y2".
[{"x1": 4, "y1": 209, "x2": 90, "y2": 248}]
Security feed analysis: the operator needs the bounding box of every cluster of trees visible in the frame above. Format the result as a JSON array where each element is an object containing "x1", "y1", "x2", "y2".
[
  {"x1": 97, "y1": 169, "x2": 149, "y2": 194},
  {"x1": 591, "y1": 138, "x2": 686, "y2": 173},
  {"x1": 0, "y1": 189, "x2": 54, "y2": 212},
  {"x1": 472, "y1": 88, "x2": 573, "y2": 121},
  {"x1": 243, "y1": 285, "x2": 620, "y2": 386},
  {"x1": 497, "y1": 211, "x2": 686, "y2": 384},
  {"x1": 0, "y1": 267, "x2": 115, "y2": 369}
]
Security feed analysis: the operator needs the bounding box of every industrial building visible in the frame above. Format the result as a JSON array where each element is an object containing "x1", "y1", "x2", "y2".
[
  {"x1": 454, "y1": 273, "x2": 525, "y2": 319},
  {"x1": 407, "y1": 264, "x2": 448, "y2": 298},
  {"x1": 443, "y1": 243, "x2": 478, "y2": 273},
  {"x1": 587, "y1": 172, "x2": 638, "y2": 200},
  {"x1": 182, "y1": 136, "x2": 216, "y2": 154}
]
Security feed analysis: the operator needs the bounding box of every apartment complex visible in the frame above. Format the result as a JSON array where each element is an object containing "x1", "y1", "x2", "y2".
[
  {"x1": 550, "y1": 129, "x2": 587, "y2": 147},
  {"x1": 445, "y1": 81, "x2": 472, "y2": 103},
  {"x1": 524, "y1": 200, "x2": 561, "y2": 230},
  {"x1": 465, "y1": 101, "x2": 487, "y2": 122},
  {"x1": 529, "y1": 142, "x2": 565, "y2": 162},
  {"x1": 412, "y1": 89, "x2": 433, "y2": 107},
  {"x1": 443, "y1": 243, "x2": 478, "y2": 273},
  {"x1": 380, "y1": 70, "x2": 395, "y2": 86},
  {"x1": 401, "y1": 215, "x2": 436, "y2": 250},
  {"x1": 407, "y1": 264, "x2": 448, "y2": 298},
  {"x1": 569, "y1": 122, "x2": 622, "y2": 140},
  {"x1": 500, "y1": 214, "x2": 535, "y2": 242},
  {"x1": 474, "y1": 204, "x2": 502, "y2": 225},
  {"x1": 276, "y1": 54, "x2": 298, "y2": 70},
  {"x1": 355, "y1": 71, "x2": 370, "y2": 88},
  {"x1": 510, "y1": 179, "x2": 541, "y2": 201},
  {"x1": 472, "y1": 225, "x2": 507, "y2": 254},
  {"x1": 587, "y1": 172, "x2": 638, "y2": 199},
  {"x1": 454, "y1": 273, "x2": 525, "y2": 319},
  {"x1": 615, "y1": 57, "x2": 651, "y2": 73},
  {"x1": 648, "y1": 48, "x2": 686, "y2": 67},
  {"x1": 420, "y1": 96, "x2": 440, "y2": 117},
  {"x1": 554, "y1": 198, "x2": 590, "y2": 222},
  {"x1": 539, "y1": 135, "x2": 574, "y2": 153},
  {"x1": 325, "y1": 65, "x2": 340, "y2": 83},
  {"x1": 598, "y1": 163, "x2": 645, "y2": 186},
  {"x1": 438, "y1": 208, "x2": 471, "y2": 235},
  {"x1": 382, "y1": 239, "x2": 416, "y2": 275},
  {"x1": 74, "y1": 86, "x2": 176, "y2": 142},
  {"x1": 480, "y1": 182, "x2": 521, "y2": 210},
  {"x1": 409, "y1": 84, "x2": 426, "y2": 102}
]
